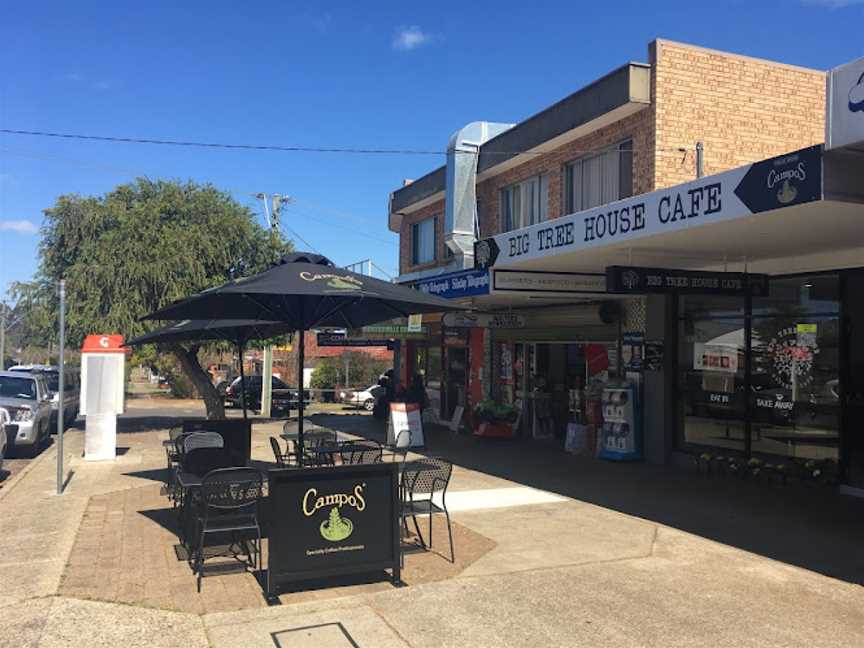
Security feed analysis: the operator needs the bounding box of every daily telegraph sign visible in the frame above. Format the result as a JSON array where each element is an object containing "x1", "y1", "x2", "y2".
[
  {"x1": 267, "y1": 464, "x2": 401, "y2": 595},
  {"x1": 414, "y1": 269, "x2": 490, "y2": 300},
  {"x1": 474, "y1": 146, "x2": 822, "y2": 270}
]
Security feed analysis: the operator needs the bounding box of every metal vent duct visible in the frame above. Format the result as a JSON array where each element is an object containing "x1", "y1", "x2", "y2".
[{"x1": 445, "y1": 121, "x2": 514, "y2": 266}]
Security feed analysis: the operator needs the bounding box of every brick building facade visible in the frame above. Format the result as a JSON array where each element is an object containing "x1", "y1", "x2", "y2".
[{"x1": 393, "y1": 39, "x2": 826, "y2": 278}]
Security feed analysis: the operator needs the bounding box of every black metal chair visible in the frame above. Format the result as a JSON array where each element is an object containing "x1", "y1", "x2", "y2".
[
  {"x1": 182, "y1": 431, "x2": 224, "y2": 454},
  {"x1": 400, "y1": 458, "x2": 455, "y2": 563},
  {"x1": 269, "y1": 436, "x2": 298, "y2": 466},
  {"x1": 339, "y1": 440, "x2": 383, "y2": 465},
  {"x1": 192, "y1": 467, "x2": 264, "y2": 592},
  {"x1": 165, "y1": 426, "x2": 184, "y2": 469},
  {"x1": 164, "y1": 427, "x2": 187, "y2": 504}
]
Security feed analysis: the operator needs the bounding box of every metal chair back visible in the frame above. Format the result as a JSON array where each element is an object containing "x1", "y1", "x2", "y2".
[
  {"x1": 183, "y1": 431, "x2": 224, "y2": 454},
  {"x1": 269, "y1": 436, "x2": 288, "y2": 466},
  {"x1": 402, "y1": 457, "x2": 453, "y2": 497},
  {"x1": 340, "y1": 440, "x2": 383, "y2": 465},
  {"x1": 200, "y1": 467, "x2": 263, "y2": 513}
]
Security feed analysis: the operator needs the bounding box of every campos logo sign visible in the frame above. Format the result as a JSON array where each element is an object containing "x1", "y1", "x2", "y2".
[
  {"x1": 299, "y1": 271, "x2": 363, "y2": 291},
  {"x1": 849, "y1": 71, "x2": 864, "y2": 113},
  {"x1": 303, "y1": 484, "x2": 366, "y2": 543}
]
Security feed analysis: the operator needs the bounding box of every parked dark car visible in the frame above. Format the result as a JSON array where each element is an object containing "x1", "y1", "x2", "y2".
[{"x1": 224, "y1": 375, "x2": 310, "y2": 413}]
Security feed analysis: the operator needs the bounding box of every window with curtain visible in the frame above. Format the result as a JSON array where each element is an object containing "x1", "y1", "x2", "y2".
[
  {"x1": 411, "y1": 216, "x2": 437, "y2": 265},
  {"x1": 565, "y1": 140, "x2": 633, "y2": 214},
  {"x1": 499, "y1": 175, "x2": 549, "y2": 233}
]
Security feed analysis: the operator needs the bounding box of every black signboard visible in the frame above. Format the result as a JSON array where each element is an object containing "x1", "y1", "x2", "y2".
[
  {"x1": 267, "y1": 463, "x2": 400, "y2": 594},
  {"x1": 733, "y1": 145, "x2": 822, "y2": 215},
  {"x1": 606, "y1": 266, "x2": 769, "y2": 297},
  {"x1": 317, "y1": 333, "x2": 395, "y2": 349},
  {"x1": 182, "y1": 419, "x2": 251, "y2": 466}
]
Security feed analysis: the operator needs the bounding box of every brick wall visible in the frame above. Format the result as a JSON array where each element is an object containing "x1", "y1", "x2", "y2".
[
  {"x1": 398, "y1": 198, "x2": 447, "y2": 275},
  {"x1": 476, "y1": 108, "x2": 655, "y2": 236},
  {"x1": 651, "y1": 40, "x2": 826, "y2": 188}
]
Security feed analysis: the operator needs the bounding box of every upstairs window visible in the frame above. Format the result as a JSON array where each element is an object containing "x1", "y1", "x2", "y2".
[
  {"x1": 565, "y1": 139, "x2": 633, "y2": 214},
  {"x1": 500, "y1": 175, "x2": 549, "y2": 233},
  {"x1": 411, "y1": 216, "x2": 437, "y2": 265}
]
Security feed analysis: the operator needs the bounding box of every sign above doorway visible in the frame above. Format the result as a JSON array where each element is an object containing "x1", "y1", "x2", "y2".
[
  {"x1": 442, "y1": 311, "x2": 526, "y2": 329},
  {"x1": 605, "y1": 266, "x2": 770, "y2": 297},
  {"x1": 492, "y1": 270, "x2": 607, "y2": 294}
]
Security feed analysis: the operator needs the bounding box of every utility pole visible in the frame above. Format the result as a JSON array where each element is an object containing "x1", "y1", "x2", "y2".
[
  {"x1": 56, "y1": 280, "x2": 66, "y2": 495},
  {"x1": 0, "y1": 302, "x2": 5, "y2": 371},
  {"x1": 258, "y1": 193, "x2": 292, "y2": 418}
]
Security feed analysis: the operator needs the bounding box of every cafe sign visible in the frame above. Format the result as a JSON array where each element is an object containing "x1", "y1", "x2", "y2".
[
  {"x1": 826, "y1": 56, "x2": 864, "y2": 151},
  {"x1": 606, "y1": 266, "x2": 769, "y2": 297},
  {"x1": 443, "y1": 311, "x2": 526, "y2": 329},
  {"x1": 267, "y1": 464, "x2": 401, "y2": 595},
  {"x1": 474, "y1": 146, "x2": 822, "y2": 270}
]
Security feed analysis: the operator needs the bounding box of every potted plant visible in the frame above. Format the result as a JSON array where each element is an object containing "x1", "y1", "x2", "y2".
[{"x1": 472, "y1": 400, "x2": 519, "y2": 438}]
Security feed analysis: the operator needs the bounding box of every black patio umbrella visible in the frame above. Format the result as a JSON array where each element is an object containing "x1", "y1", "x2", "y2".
[
  {"x1": 127, "y1": 318, "x2": 293, "y2": 419},
  {"x1": 141, "y1": 253, "x2": 463, "y2": 458}
]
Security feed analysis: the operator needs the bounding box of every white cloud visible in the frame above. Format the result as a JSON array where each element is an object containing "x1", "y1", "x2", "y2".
[
  {"x1": 312, "y1": 12, "x2": 332, "y2": 33},
  {"x1": 392, "y1": 25, "x2": 432, "y2": 51},
  {"x1": 802, "y1": 0, "x2": 864, "y2": 7},
  {"x1": 0, "y1": 220, "x2": 39, "y2": 235},
  {"x1": 92, "y1": 80, "x2": 111, "y2": 90},
  {"x1": 64, "y1": 72, "x2": 84, "y2": 82}
]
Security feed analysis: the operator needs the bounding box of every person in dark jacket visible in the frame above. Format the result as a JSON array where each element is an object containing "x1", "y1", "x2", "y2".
[{"x1": 409, "y1": 373, "x2": 427, "y2": 412}]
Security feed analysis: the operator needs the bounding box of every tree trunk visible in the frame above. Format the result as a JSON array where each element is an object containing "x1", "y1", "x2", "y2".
[{"x1": 169, "y1": 343, "x2": 225, "y2": 420}]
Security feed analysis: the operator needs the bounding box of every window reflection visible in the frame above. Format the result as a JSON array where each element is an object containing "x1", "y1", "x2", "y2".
[{"x1": 678, "y1": 274, "x2": 840, "y2": 464}]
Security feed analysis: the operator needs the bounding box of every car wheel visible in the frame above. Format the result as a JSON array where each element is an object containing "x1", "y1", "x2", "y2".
[{"x1": 363, "y1": 399, "x2": 375, "y2": 412}]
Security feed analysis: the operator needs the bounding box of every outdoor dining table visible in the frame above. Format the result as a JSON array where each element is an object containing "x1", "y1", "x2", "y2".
[{"x1": 304, "y1": 441, "x2": 382, "y2": 466}]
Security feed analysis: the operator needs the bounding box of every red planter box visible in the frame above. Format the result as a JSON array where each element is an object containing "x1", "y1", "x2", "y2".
[{"x1": 474, "y1": 421, "x2": 515, "y2": 438}]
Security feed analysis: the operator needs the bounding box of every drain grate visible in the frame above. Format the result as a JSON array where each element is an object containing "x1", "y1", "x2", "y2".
[{"x1": 271, "y1": 623, "x2": 359, "y2": 648}]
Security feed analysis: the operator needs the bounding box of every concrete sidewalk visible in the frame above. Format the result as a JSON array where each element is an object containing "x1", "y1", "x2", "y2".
[{"x1": 2, "y1": 403, "x2": 864, "y2": 647}]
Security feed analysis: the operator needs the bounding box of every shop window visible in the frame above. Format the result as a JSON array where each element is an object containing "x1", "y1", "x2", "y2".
[
  {"x1": 564, "y1": 140, "x2": 633, "y2": 214},
  {"x1": 500, "y1": 175, "x2": 549, "y2": 233},
  {"x1": 411, "y1": 216, "x2": 437, "y2": 265},
  {"x1": 751, "y1": 275, "x2": 839, "y2": 462},
  {"x1": 677, "y1": 274, "x2": 840, "y2": 464},
  {"x1": 678, "y1": 310, "x2": 748, "y2": 453}
]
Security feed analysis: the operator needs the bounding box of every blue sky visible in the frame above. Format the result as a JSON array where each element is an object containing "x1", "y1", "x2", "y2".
[{"x1": 1, "y1": 0, "x2": 862, "y2": 299}]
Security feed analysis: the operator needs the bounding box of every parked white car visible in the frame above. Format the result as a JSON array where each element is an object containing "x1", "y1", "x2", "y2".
[
  {"x1": 339, "y1": 384, "x2": 385, "y2": 411},
  {"x1": 0, "y1": 407, "x2": 9, "y2": 471},
  {"x1": 0, "y1": 371, "x2": 53, "y2": 457},
  {"x1": 9, "y1": 365, "x2": 80, "y2": 428}
]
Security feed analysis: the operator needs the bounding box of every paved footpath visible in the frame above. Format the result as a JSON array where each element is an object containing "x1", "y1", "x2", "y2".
[{"x1": 2, "y1": 407, "x2": 864, "y2": 647}]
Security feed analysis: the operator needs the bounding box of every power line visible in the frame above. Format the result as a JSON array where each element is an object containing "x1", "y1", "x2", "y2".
[
  {"x1": 0, "y1": 128, "x2": 690, "y2": 158},
  {"x1": 0, "y1": 145, "x2": 396, "y2": 247}
]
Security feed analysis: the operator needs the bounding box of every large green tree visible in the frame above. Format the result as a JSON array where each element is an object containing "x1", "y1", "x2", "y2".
[{"x1": 33, "y1": 178, "x2": 291, "y2": 418}]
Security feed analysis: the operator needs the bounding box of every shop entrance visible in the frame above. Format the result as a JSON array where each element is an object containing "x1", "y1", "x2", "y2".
[
  {"x1": 445, "y1": 347, "x2": 468, "y2": 421},
  {"x1": 498, "y1": 341, "x2": 616, "y2": 440},
  {"x1": 842, "y1": 270, "x2": 864, "y2": 488}
]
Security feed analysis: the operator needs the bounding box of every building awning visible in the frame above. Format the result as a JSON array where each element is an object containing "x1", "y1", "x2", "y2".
[{"x1": 474, "y1": 145, "x2": 864, "y2": 277}]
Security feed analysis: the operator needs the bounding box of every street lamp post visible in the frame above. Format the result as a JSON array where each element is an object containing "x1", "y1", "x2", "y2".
[{"x1": 56, "y1": 279, "x2": 66, "y2": 495}]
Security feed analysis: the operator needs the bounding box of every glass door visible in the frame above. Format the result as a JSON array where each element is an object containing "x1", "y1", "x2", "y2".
[{"x1": 842, "y1": 270, "x2": 864, "y2": 487}]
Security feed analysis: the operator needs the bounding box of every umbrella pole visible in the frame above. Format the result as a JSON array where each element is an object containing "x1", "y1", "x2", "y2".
[
  {"x1": 297, "y1": 327, "x2": 305, "y2": 466},
  {"x1": 238, "y1": 341, "x2": 248, "y2": 420}
]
